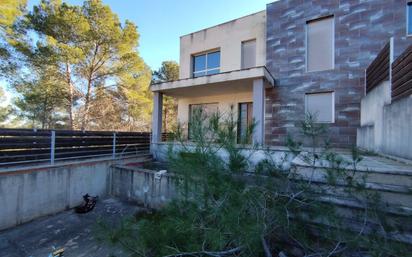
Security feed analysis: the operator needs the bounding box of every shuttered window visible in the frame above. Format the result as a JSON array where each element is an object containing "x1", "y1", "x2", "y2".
[
  {"x1": 306, "y1": 16, "x2": 334, "y2": 72},
  {"x1": 305, "y1": 92, "x2": 335, "y2": 123},
  {"x1": 241, "y1": 40, "x2": 256, "y2": 69}
]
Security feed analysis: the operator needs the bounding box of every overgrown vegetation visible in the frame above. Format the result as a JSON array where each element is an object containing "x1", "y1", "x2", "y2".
[{"x1": 99, "y1": 110, "x2": 410, "y2": 256}]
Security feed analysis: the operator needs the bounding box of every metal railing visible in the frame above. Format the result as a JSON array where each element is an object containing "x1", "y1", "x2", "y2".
[{"x1": 0, "y1": 128, "x2": 151, "y2": 167}]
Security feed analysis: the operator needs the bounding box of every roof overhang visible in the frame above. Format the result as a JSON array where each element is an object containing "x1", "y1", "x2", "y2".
[{"x1": 151, "y1": 66, "x2": 275, "y2": 94}]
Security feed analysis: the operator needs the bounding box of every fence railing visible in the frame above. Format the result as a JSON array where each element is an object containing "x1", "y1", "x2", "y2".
[
  {"x1": 391, "y1": 44, "x2": 412, "y2": 101},
  {"x1": 366, "y1": 41, "x2": 390, "y2": 94},
  {"x1": 161, "y1": 132, "x2": 174, "y2": 142},
  {"x1": 0, "y1": 128, "x2": 151, "y2": 167},
  {"x1": 366, "y1": 40, "x2": 412, "y2": 102}
]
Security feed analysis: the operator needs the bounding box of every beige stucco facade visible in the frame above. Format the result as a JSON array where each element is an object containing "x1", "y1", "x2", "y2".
[
  {"x1": 177, "y1": 91, "x2": 253, "y2": 125},
  {"x1": 175, "y1": 10, "x2": 267, "y2": 125},
  {"x1": 179, "y1": 11, "x2": 266, "y2": 79},
  {"x1": 151, "y1": 10, "x2": 271, "y2": 146}
]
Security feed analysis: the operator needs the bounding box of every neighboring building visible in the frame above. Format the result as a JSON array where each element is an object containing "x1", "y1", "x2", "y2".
[{"x1": 151, "y1": 0, "x2": 412, "y2": 150}]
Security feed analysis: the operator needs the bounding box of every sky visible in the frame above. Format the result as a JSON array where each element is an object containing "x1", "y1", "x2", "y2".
[{"x1": 27, "y1": 0, "x2": 275, "y2": 71}]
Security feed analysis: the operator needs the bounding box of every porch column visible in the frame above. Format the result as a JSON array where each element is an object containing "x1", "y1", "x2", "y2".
[
  {"x1": 252, "y1": 78, "x2": 265, "y2": 145},
  {"x1": 152, "y1": 92, "x2": 163, "y2": 145}
]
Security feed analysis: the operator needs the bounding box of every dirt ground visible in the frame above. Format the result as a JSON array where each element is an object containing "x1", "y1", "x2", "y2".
[{"x1": 0, "y1": 198, "x2": 140, "y2": 257}]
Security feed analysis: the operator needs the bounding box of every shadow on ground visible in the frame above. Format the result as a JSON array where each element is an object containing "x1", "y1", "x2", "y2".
[{"x1": 0, "y1": 198, "x2": 140, "y2": 257}]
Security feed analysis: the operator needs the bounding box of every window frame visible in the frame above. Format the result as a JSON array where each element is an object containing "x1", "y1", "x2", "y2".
[
  {"x1": 305, "y1": 15, "x2": 335, "y2": 73},
  {"x1": 241, "y1": 39, "x2": 257, "y2": 69},
  {"x1": 304, "y1": 91, "x2": 335, "y2": 124},
  {"x1": 237, "y1": 102, "x2": 253, "y2": 144},
  {"x1": 192, "y1": 50, "x2": 221, "y2": 78},
  {"x1": 188, "y1": 102, "x2": 219, "y2": 139},
  {"x1": 408, "y1": 1, "x2": 412, "y2": 36}
]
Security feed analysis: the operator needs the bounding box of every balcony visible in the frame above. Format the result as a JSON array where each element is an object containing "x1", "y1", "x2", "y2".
[
  {"x1": 150, "y1": 66, "x2": 275, "y2": 147},
  {"x1": 151, "y1": 66, "x2": 275, "y2": 96}
]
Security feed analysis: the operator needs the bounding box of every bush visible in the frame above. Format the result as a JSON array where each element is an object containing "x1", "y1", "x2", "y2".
[{"x1": 98, "y1": 111, "x2": 410, "y2": 257}]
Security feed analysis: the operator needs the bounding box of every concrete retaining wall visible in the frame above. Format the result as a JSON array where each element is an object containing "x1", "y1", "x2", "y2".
[
  {"x1": 382, "y1": 96, "x2": 412, "y2": 160},
  {"x1": 357, "y1": 80, "x2": 391, "y2": 152},
  {"x1": 111, "y1": 167, "x2": 177, "y2": 209},
  {"x1": 152, "y1": 142, "x2": 293, "y2": 171},
  {"x1": 0, "y1": 158, "x2": 127, "y2": 230},
  {"x1": 357, "y1": 80, "x2": 412, "y2": 160},
  {"x1": 110, "y1": 160, "x2": 412, "y2": 244}
]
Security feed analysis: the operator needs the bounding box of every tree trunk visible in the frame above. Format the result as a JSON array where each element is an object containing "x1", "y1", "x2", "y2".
[
  {"x1": 65, "y1": 63, "x2": 74, "y2": 130},
  {"x1": 81, "y1": 79, "x2": 92, "y2": 130},
  {"x1": 163, "y1": 106, "x2": 168, "y2": 133},
  {"x1": 41, "y1": 94, "x2": 49, "y2": 129},
  {"x1": 81, "y1": 44, "x2": 99, "y2": 130}
]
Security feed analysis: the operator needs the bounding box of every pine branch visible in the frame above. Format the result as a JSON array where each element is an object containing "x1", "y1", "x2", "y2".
[{"x1": 162, "y1": 246, "x2": 242, "y2": 257}]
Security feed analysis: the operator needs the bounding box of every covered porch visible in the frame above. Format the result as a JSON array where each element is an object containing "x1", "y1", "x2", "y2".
[{"x1": 150, "y1": 66, "x2": 275, "y2": 147}]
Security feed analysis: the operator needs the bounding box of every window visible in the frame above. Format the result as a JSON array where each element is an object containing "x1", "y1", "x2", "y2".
[
  {"x1": 188, "y1": 103, "x2": 219, "y2": 139},
  {"x1": 408, "y1": 2, "x2": 412, "y2": 35},
  {"x1": 305, "y1": 92, "x2": 335, "y2": 123},
  {"x1": 192, "y1": 51, "x2": 220, "y2": 78},
  {"x1": 306, "y1": 16, "x2": 334, "y2": 72},
  {"x1": 189, "y1": 103, "x2": 219, "y2": 119},
  {"x1": 241, "y1": 40, "x2": 256, "y2": 69},
  {"x1": 238, "y1": 102, "x2": 253, "y2": 143}
]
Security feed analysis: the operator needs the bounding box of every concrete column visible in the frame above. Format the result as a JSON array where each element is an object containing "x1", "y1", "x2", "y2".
[
  {"x1": 252, "y1": 78, "x2": 265, "y2": 145},
  {"x1": 152, "y1": 92, "x2": 163, "y2": 146}
]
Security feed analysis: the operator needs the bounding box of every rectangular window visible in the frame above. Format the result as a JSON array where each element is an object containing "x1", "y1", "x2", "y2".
[
  {"x1": 241, "y1": 40, "x2": 256, "y2": 69},
  {"x1": 408, "y1": 2, "x2": 412, "y2": 35},
  {"x1": 238, "y1": 102, "x2": 253, "y2": 144},
  {"x1": 306, "y1": 16, "x2": 334, "y2": 72},
  {"x1": 192, "y1": 51, "x2": 220, "y2": 78},
  {"x1": 188, "y1": 103, "x2": 219, "y2": 139},
  {"x1": 305, "y1": 92, "x2": 335, "y2": 123}
]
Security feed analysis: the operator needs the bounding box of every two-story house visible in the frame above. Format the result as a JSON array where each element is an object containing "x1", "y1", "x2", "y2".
[{"x1": 151, "y1": 0, "x2": 412, "y2": 152}]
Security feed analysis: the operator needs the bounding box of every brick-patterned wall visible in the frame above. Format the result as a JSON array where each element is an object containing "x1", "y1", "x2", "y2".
[{"x1": 265, "y1": 0, "x2": 412, "y2": 148}]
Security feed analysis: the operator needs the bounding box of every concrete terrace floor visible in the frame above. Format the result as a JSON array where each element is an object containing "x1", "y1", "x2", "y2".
[{"x1": 0, "y1": 198, "x2": 140, "y2": 257}]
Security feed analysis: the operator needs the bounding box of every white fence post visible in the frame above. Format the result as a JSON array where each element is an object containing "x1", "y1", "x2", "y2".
[
  {"x1": 112, "y1": 132, "x2": 116, "y2": 159},
  {"x1": 50, "y1": 130, "x2": 55, "y2": 165},
  {"x1": 389, "y1": 37, "x2": 394, "y2": 103}
]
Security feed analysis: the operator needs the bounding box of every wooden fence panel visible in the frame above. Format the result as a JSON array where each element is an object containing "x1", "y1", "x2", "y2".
[
  {"x1": 392, "y1": 45, "x2": 412, "y2": 101},
  {"x1": 366, "y1": 42, "x2": 390, "y2": 93},
  {"x1": 0, "y1": 128, "x2": 151, "y2": 167}
]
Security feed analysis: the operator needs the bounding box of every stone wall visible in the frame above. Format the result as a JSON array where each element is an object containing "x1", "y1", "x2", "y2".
[{"x1": 265, "y1": 0, "x2": 412, "y2": 148}]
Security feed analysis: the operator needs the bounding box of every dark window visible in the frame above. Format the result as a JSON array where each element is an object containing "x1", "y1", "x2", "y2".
[
  {"x1": 238, "y1": 102, "x2": 253, "y2": 144},
  {"x1": 188, "y1": 103, "x2": 219, "y2": 139},
  {"x1": 192, "y1": 51, "x2": 220, "y2": 78},
  {"x1": 408, "y1": 2, "x2": 412, "y2": 35}
]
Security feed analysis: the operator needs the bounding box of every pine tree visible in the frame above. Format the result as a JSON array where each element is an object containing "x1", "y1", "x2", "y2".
[
  {"x1": 152, "y1": 61, "x2": 179, "y2": 133},
  {"x1": 9, "y1": 0, "x2": 152, "y2": 130}
]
